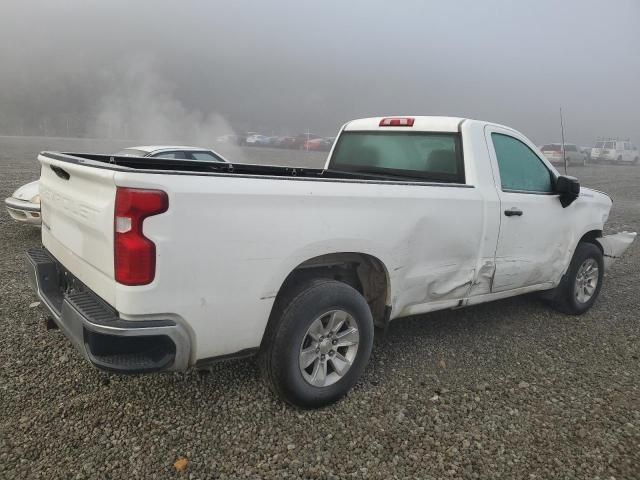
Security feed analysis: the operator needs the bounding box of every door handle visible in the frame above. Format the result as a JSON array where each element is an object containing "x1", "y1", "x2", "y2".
[{"x1": 504, "y1": 207, "x2": 523, "y2": 217}]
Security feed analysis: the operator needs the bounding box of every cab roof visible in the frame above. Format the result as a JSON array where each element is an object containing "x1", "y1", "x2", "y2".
[{"x1": 343, "y1": 116, "x2": 465, "y2": 132}]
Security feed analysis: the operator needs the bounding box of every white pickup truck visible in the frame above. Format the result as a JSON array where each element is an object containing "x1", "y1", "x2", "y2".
[{"x1": 27, "y1": 116, "x2": 635, "y2": 408}]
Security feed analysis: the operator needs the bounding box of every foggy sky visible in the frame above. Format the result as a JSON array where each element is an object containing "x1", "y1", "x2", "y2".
[{"x1": 0, "y1": 0, "x2": 638, "y2": 146}]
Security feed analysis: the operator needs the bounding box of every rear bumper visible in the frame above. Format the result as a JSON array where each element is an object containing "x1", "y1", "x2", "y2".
[
  {"x1": 26, "y1": 247, "x2": 191, "y2": 373},
  {"x1": 5, "y1": 197, "x2": 41, "y2": 225}
]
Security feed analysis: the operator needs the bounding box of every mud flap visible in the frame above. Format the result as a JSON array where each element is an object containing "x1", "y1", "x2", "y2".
[{"x1": 596, "y1": 231, "x2": 637, "y2": 270}]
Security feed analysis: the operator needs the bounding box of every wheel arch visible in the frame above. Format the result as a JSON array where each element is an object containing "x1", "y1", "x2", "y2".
[
  {"x1": 262, "y1": 252, "x2": 392, "y2": 348},
  {"x1": 578, "y1": 229, "x2": 603, "y2": 253}
]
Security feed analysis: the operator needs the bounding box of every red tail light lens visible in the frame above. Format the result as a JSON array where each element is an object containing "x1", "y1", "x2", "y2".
[
  {"x1": 114, "y1": 188, "x2": 168, "y2": 285},
  {"x1": 379, "y1": 117, "x2": 415, "y2": 127}
]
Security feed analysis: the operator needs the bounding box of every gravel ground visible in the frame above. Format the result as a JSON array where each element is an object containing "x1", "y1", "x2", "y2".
[{"x1": 1, "y1": 136, "x2": 639, "y2": 479}]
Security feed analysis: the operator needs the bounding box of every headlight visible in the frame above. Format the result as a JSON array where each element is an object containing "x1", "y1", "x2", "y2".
[{"x1": 31, "y1": 194, "x2": 40, "y2": 204}]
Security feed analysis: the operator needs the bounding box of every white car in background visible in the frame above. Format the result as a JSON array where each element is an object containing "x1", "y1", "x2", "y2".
[
  {"x1": 245, "y1": 134, "x2": 270, "y2": 146},
  {"x1": 590, "y1": 140, "x2": 639, "y2": 164},
  {"x1": 540, "y1": 143, "x2": 586, "y2": 166},
  {"x1": 5, "y1": 180, "x2": 41, "y2": 225},
  {"x1": 4, "y1": 146, "x2": 227, "y2": 226}
]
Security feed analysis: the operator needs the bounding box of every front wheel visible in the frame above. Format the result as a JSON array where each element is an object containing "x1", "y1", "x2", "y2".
[
  {"x1": 546, "y1": 242, "x2": 604, "y2": 315},
  {"x1": 260, "y1": 279, "x2": 374, "y2": 408}
]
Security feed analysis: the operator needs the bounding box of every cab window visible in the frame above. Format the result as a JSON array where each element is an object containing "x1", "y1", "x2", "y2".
[
  {"x1": 329, "y1": 131, "x2": 464, "y2": 183},
  {"x1": 491, "y1": 133, "x2": 553, "y2": 193}
]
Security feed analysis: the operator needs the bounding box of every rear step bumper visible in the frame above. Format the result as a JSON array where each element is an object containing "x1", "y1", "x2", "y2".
[{"x1": 26, "y1": 247, "x2": 191, "y2": 373}]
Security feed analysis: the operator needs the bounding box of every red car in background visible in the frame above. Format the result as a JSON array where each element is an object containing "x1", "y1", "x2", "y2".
[
  {"x1": 278, "y1": 133, "x2": 322, "y2": 149},
  {"x1": 303, "y1": 137, "x2": 335, "y2": 151}
]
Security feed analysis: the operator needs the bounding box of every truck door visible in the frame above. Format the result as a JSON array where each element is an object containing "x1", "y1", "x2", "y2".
[{"x1": 484, "y1": 126, "x2": 572, "y2": 292}]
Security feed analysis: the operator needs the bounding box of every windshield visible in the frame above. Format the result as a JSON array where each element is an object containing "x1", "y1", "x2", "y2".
[{"x1": 329, "y1": 131, "x2": 463, "y2": 183}]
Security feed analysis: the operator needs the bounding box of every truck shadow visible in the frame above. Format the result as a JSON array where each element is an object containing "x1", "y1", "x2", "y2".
[{"x1": 179, "y1": 292, "x2": 565, "y2": 407}]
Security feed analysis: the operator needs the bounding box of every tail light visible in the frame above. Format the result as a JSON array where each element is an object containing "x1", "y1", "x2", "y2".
[
  {"x1": 114, "y1": 187, "x2": 168, "y2": 285},
  {"x1": 379, "y1": 117, "x2": 415, "y2": 127}
]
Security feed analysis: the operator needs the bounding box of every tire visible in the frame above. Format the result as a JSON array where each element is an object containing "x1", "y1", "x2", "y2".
[
  {"x1": 546, "y1": 242, "x2": 604, "y2": 315},
  {"x1": 260, "y1": 279, "x2": 374, "y2": 408}
]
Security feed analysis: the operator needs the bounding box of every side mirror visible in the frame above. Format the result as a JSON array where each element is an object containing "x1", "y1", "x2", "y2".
[{"x1": 555, "y1": 175, "x2": 580, "y2": 208}]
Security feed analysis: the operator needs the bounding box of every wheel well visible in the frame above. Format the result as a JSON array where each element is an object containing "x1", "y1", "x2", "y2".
[
  {"x1": 271, "y1": 253, "x2": 390, "y2": 329},
  {"x1": 579, "y1": 230, "x2": 603, "y2": 253}
]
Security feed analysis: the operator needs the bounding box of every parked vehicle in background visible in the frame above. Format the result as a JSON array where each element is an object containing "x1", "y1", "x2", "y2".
[
  {"x1": 245, "y1": 134, "x2": 270, "y2": 146},
  {"x1": 5, "y1": 146, "x2": 227, "y2": 226},
  {"x1": 266, "y1": 136, "x2": 281, "y2": 147},
  {"x1": 590, "y1": 140, "x2": 639, "y2": 164},
  {"x1": 275, "y1": 136, "x2": 299, "y2": 149},
  {"x1": 116, "y1": 146, "x2": 229, "y2": 163},
  {"x1": 5, "y1": 181, "x2": 40, "y2": 225},
  {"x1": 303, "y1": 137, "x2": 335, "y2": 151},
  {"x1": 280, "y1": 133, "x2": 322, "y2": 150},
  {"x1": 216, "y1": 134, "x2": 240, "y2": 144},
  {"x1": 27, "y1": 116, "x2": 635, "y2": 408},
  {"x1": 540, "y1": 143, "x2": 586, "y2": 166},
  {"x1": 236, "y1": 132, "x2": 258, "y2": 146}
]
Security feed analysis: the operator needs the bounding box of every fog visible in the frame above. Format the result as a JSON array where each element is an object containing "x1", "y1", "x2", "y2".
[{"x1": 0, "y1": 0, "x2": 638, "y2": 146}]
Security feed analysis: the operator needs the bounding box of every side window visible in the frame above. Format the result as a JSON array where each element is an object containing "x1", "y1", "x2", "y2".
[
  {"x1": 189, "y1": 151, "x2": 224, "y2": 162},
  {"x1": 152, "y1": 151, "x2": 187, "y2": 159},
  {"x1": 491, "y1": 133, "x2": 553, "y2": 193}
]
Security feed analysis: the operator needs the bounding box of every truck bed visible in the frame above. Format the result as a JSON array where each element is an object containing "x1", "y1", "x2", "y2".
[{"x1": 42, "y1": 151, "x2": 464, "y2": 185}]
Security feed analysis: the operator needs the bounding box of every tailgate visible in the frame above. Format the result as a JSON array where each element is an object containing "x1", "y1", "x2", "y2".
[{"x1": 38, "y1": 153, "x2": 117, "y2": 305}]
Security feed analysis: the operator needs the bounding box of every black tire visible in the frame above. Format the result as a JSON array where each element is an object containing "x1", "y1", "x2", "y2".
[
  {"x1": 546, "y1": 242, "x2": 604, "y2": 315},
  {"x1": 260, "y1": 279, "x2": 374, "y2": 408}
]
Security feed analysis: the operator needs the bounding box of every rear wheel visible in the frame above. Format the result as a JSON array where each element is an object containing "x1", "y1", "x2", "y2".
[
  {"x1": 260, "y1": 279, "x2": 374, "y2": 408},
  {"x1": 546, "y1": 242, "x2": 604, "y2": 315}
]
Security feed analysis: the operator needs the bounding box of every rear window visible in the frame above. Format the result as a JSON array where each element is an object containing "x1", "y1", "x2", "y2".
[
  {"x1": 152, "y1": 151, "x2": 187, "y2": 159},
  {"x1": 542, "y1": 144, "x2": 561, "y2": 151},
  {"x1": 329, "y1": 131, "x2": 464, "y2": 183},
  {"x1": 605, "y1": 142, "x2": 615, "y2": 149},
  {"x1": 115, "y1": 149, "x2": 148, "y2": 157}
]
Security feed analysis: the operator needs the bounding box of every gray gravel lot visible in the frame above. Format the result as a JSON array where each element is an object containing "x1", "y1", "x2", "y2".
[{"x1": 1, "y1": 136, "x2": 639, "y2": 479}]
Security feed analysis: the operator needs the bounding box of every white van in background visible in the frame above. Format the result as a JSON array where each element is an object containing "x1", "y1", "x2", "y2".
[{"x1": 590, "y1": 140, "x2": 639, "y2": 164}]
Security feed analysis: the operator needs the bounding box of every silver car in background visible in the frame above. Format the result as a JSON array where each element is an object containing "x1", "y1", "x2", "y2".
[{"x1": 4, "y1": 145, "x2": 228, "y2": 226}]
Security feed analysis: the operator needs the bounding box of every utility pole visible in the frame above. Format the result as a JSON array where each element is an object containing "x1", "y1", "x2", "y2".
[{"x1": 560, "y1": 107, "x2": 567, "y2": 175}]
